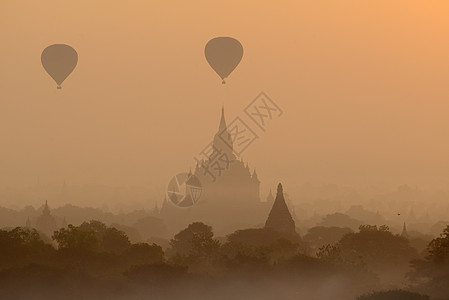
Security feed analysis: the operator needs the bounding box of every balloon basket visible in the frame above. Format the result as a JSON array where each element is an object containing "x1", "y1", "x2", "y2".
[
  {"x1": 222, "y1": 80, "x2": 226, "y2": 84},
  {"x1": 57, "y1": 86, "x2": 62, "y2": 90}
]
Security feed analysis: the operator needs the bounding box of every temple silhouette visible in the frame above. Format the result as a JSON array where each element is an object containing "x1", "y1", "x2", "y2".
[
  {"x1": 35, "y1": 200, "x2": 57, "y2": 236},
  {"x1": 158, "y1": 108, "x2": 287, "y2": 235},
  {"x1": 265, "y1": 183, "x2": 297, "y2": 236}
]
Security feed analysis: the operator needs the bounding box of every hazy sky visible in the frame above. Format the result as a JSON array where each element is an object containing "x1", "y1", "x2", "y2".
[{"x1": 1, "y1": 1, "x2": 449, "y2": 192}]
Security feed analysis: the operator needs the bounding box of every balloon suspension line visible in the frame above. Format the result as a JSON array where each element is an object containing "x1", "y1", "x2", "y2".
[{"x1": 222, "y1": 79, "x2": 228, "y2": 108}]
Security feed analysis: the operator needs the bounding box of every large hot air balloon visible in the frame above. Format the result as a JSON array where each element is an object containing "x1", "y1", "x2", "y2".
[
  {"x1": 41, "y1": 44, "x2": 78, "y2": 89},
  {"x1": 205, "y1": 37, "x2": 243, "y2": 84}
]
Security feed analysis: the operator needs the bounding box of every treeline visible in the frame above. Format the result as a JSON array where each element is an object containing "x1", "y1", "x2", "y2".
[{"x1": 0, "y1": 222, "x2": 448, "y2": 299}]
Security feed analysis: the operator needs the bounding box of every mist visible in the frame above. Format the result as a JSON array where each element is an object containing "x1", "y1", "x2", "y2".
[{"x1": 2, "y1": 1, "x2": 449, "y2": 299}]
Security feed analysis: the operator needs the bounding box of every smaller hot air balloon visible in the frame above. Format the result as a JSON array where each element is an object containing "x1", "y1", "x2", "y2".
[
  {"x1": 41, "y1": 44, "x2": 78, "y2": 89},
  {"x1": 205, "y1": 37, "x2": 243, "y2": 84}
]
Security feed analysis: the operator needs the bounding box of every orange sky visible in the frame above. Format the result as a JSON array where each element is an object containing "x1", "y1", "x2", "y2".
[{"x1": 1, "y1": 1, "x2": 449, "y2": 194}]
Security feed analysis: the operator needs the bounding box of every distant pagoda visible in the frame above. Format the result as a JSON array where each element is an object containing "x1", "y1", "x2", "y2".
[
  {"x1": 35, "y1": 200, "x2": 57, "y2": 236},
  {"x1": 159, "y1": 107, "x2": 265, "y2": 235},
  {"x1": 401, "y1": 222, "x2": 409, "y2": 239},
  {"x1": 265, "y1": 183, "x2": 296, "y2": 235},
  {"x1": 266, "y1": 188, "x2": 274, "y2": 206}
]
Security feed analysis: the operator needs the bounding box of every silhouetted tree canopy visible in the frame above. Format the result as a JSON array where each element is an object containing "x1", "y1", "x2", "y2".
[
  {"x1": 52, "y1": 224, "x2": 97, "y2": 252},
  {"x1": 168, "y1": 222, "x2": 220, "y2": 257},
  {"x1": 303, "y1": 226, "x2": 353, "y2": 249},
  {"x1": 409, "y1": 225, "x2": 449, "y2": 298},
  {"x1": 338, "y1": 225, "x2": 418, "y2": 268},
  {"x1": 227, "y1": 228, "x2": 295, "y2": 247},
  {"x1": 0, "y1": 220, "x2": 438, "y2": 299},
  {"x1": 52, "y1": 221, "x2": 130, "y2": 254},
  {"x1": 101, "y1": 227, "x2": 131, "y2": 254},
  {"x1": 427, "y1": 225, "x2": 449, "y2": 264},
  {"x1": 223, "y1": 229, "x2": 301, "y2": 264},
  {"x1": 0, "y1": 227, "x2": 54, "y2": 266}
]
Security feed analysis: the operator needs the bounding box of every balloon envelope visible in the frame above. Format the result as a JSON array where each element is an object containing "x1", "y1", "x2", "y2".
[
  {"x1": 205, "y1": 37, "x2": 243, "y2": 84},
  {"x1": 41, "y1": 44, "x2": 78, "y2": 89}
]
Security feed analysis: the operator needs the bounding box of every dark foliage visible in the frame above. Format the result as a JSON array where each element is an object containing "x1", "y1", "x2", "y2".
[
  {"x1": 0, "y1": 221, "x2": 434, "y2": 300},
  {"x1": 409, "y1": 225, "x2": 449, "y2": 298}
]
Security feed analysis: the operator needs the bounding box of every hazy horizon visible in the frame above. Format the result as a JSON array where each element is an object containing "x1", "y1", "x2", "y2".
[
  {"x1": 2, "y1": 1, "x2": 449, "y2": 197},
  {"x1": 3, "y1": 2, "x2": 449, "y2": 300}
]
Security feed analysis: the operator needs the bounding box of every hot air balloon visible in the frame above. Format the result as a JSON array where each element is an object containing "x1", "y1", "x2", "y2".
[
  {"x1": 205, "y1": 37, "x2": 243, "y2": 84},
  {"x1": 41, "y1": 44, "x2": 78, "y2": 89}
]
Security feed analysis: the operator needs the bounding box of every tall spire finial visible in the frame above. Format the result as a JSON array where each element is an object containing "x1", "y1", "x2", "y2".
[
  {"x1": 401, "y1": 222, "x2": 409, "y2": 238},
  {"x1": 43, "y1": 200, "x2": 50, "y2": 215},
  {"x1": 212, "y1": 105, "x2": 235, "y2": 160},
  {"x1": 266, "y1": 188, "x2": 275, "y2": 204},
  {"x1": 265, "y1": 182, "x2": 296, "y2": 235},
  {"x1": 277, "y1": 183, "x2": 283, "y2": 194},
  {"x1": 219, "y1": 105, "x2": 227, "y2": 131}
]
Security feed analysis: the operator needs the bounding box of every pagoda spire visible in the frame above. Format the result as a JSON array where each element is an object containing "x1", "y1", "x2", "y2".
[
  {"x1": 219, "y1": 105, "x2": 226, "y2": 132},
  {"x1": 265, "y1": 183, "x2": 296, "y2": 235},
  {"x1": 401, "y1": 222, "x2": 409, "y2": 239},
  {"x1": 211, "y1": 106, "x2": 234, "y2": 162},
  {"x1": 43, "y1": 200, "x2": 50, "y2": 215}
]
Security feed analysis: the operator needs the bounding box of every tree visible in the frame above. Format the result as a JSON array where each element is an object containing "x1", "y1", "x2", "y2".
[
  {"x1": 167, "y1": 222, "x2": 222, "y2": 275},
  {"x1": 316, "y1": 244, "x2": 343, "y2": 264},
  {"x1": 265, "y1": 238, "x2": 299, "y2": 261},
  {"x1": 101, "y1": 227, "x2": 131, "y2": 254},
  {"x1": 222, "y1": 228, "x2": 302, "y2": 266},
  {"x1": 409, "y1": 225, "x2": 449, "y2": 298},
  {"x1": 0, "y1": 227, "x2": 53, "y2": 267},
  {"x1": 303, "y1": 226, "x2": 353, "y2": 250},
  {"x1": 52, "y1": 224, "x2": 97, "y2": 252},
  {"x1": 227, "y1": 228, "x2": 294, "y2": 247},
  {"x1": 52, "y1": 221, "x2": 131, "y2": 254},
  {"x1": 427, "y1": 225, "x2": 449, "y2": 264},
  {"x1": 338, "y1": 225, "x2": 417, "y2": 266},
  {"x1": 168, "y1": 222, "x2": 220, "y2": 257},
  {"x1": 338, "y1": 225, "x2": 418, "y2": 284}
]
